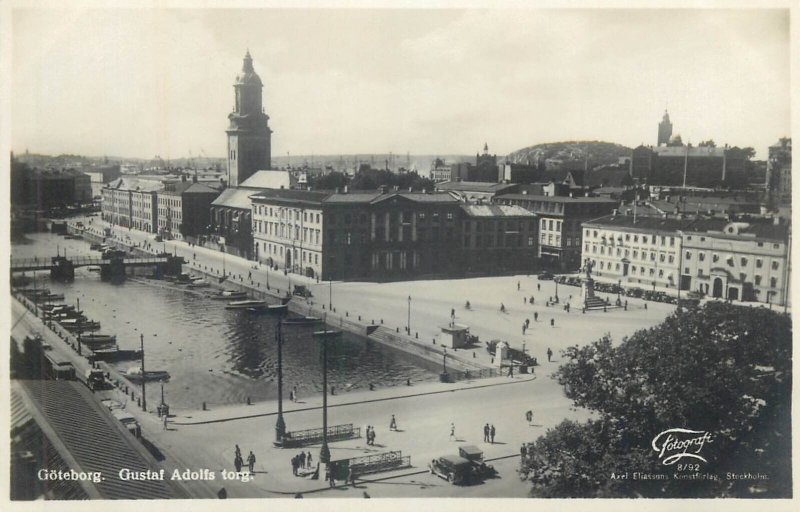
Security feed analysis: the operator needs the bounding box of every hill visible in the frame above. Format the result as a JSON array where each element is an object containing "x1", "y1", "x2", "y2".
[{"x1": 503, "y1": 141, "x2": 632, "y2": 168}]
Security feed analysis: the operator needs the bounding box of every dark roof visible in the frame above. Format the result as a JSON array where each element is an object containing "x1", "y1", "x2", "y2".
[
  {"x1": 183, "y1": 182, "x2": 221, "y2": 195},
  {"x1": 583, "y1": 214, "x2": 696, "y2": 233},
  {"x1": 251, "y1": 189, "x2": 331, "y2": 205},
  {"x1": 323, "y1": 192, "x2": 458, "y2": 205},
  {"x1": 685, "y1": 218, "x2": 789, "y2": 241},
  {"x1": 499, "y1": 193, "x2": 617, "y2": 204},
  {"x1": 434, "y1": 181, "x2": 517, "y2": 193},
  {"x1": 15, "y1": 380, "x2": 184, "y2": 499}
]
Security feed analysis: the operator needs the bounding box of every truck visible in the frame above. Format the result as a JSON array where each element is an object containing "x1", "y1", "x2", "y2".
[
  {"x1": 459, "y1": 444, "x2": 497, "y2": 478},
  {"x1": 84, "y1": 368, "x2": 106, "y2": 391}
]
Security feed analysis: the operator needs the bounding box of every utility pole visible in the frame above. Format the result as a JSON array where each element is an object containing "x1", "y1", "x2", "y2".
[
  {"x1": 319, "y1": 334, "x2": 330, "y2": 464},
  {"x1": 275, "y1": 318, "x2": 287, "y2": 444},
  {"x1": 140, "y1": 334, "x2": 146, "y2": 411}
]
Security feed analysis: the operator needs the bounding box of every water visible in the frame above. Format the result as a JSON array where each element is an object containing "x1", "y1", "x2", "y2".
[{"x1": 11, "y1": 232, "x2": 437, "y2": 408}]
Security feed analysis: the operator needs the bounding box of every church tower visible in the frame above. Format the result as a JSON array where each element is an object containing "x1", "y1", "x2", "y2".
[
  {"x1": 657, "y1": 110, "x2": 672, "y2": 147},
  {"x1": 226, "y1": 50, "x2": 272, "y2": 187}
]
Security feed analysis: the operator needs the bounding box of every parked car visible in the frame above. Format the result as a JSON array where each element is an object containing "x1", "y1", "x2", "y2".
[
  {"x1": 429, "y1": 455, "x2": 475, "y2": 485},
  {"x1": 84, "y1": 369, "x2": 106, "y2": 391},
  {"x1": 100, "y1": 399, "x2": 124, "y2": 411},
  {"x1": 537, "y1": 271, "x2": 554, "y2": 280},
  {"x1": 459, "y1": 445, "x2": 497, "y2": 478},
  {"x1": 111, "y1": 409, "x2": 141, "y2": 438}
]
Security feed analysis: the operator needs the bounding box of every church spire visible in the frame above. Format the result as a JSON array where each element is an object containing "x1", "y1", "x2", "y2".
[{"x1": 242, "y1": 49, "x2": 254, "y2": 73}]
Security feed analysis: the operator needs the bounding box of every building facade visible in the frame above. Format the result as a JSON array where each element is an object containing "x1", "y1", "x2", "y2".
[
  {"x1": 581, "y1": 215, "x2": 690, "y2": 291},
  {"x1": 101, "y1": 177, "x2": 162, "y2": 231},
  {"x1": 681, "y1": 219, "x2": 790, "y2": 305},
  {"x1": 459, "y1": 204, "x2": 537, "y2": 274},
  {"x1": 494, "y1": 193, "x2": 618, "y2": 269},
  {"x1": 226, "y1": 51, "x2": 272, "y2": 187},
  {"x1": 657, "y1": 110, "x2": 673, "y2": 146}
]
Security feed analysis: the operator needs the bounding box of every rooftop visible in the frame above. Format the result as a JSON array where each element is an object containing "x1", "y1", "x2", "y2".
[
  {"x1": 460, "y1": 204, "x2": 535, "y2": 218},
  {"x1": 498, "y1": 193, "x2": 617, "y2": 204},
  {"x1": 434, "y1": 181, "x2": 517, "y2": 193},
  {"x1": 583, "y1": 214, "x2": 697, "y2": 232}
]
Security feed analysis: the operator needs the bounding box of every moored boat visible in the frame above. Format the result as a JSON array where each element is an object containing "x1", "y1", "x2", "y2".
[
  {"x1": 79, "y1": 333, "x2": 117, "y2": 345},
  {"x1": 225, "y1": 299, "x2": 266, "y2": 310},
  {"x1": 209, "y1": 290, "x2": 248, "y2": 300},
  {"x1": 124, "y1": 367, "x2": 171, "y2": 383},
  {"x1": 282, "y1": 316, "x2": 322, "y2": 325}
]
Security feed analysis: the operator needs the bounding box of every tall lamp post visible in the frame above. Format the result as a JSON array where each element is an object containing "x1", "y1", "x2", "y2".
[
  {"x1": 274, "y1": 316, "x2": 287, "y2": 445},
  {"x1": 140, "y1": 334, "x2": 146, "y2": 411},
  {"x1": 407, "y1": 295, "x2": 411, "y2": 334},
  {"x1": 554, "y1": 278, "x2": 559, "y2": 302},
  {"x1": 329, "y1": 279, "x2": 333, "y2": 310},
  {"x1": 319, "y1": 334, "x2": 331, "y2": 464}
]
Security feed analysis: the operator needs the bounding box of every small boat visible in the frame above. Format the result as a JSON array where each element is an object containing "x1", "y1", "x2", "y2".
[
  {"x1": 313, "y1": 329, "x2": 342, "y2": 338},
  {"x1": 90, "y1": 243, "x2": 103, "y2": 250},
  {"x1": 209, "y1": 290, "x2": 248, "y2": 300},
  {"x1": 79, "y1": 333, "x2": 117, "y2": 345},
  {"x1": 226, "y1": 299, "x2": 266, "y2": 310},
  {"x1": 247, "y1": 304, "x2": 288, "y2": 315},
  {"x1": 41, "y1": 304, "x2": 75, "y2": 312},
  {"x1": 33, "y1": 293, "x2": 65, "y2": 302},
  {"x1": 187, "y1": 280, "x2": 210, "y2": 288},
  {"x1": 124, "y1": 367, "x2": 171, "y2": 383},
  {"x1": 87, "y1": 266, "x2": 101, "y2": 272},
  {"x1": 62, "y1": 320, "x2": 101, "y2": 332},
  {"x1": 90, "y1": 348, "x2": 142, "y2": 362},
  {"x1": 282, "y1": 316, "x2": 322, "y2": 325}
]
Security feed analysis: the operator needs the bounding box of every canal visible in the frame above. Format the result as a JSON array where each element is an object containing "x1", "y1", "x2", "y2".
[{"x1": 11, "y1": 232, "x2": 438, "y2": 409}]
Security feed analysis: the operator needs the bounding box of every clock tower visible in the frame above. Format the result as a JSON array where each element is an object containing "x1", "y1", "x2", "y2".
[{"x1": 226, "y1": 50, "x2": 272, "y2": 187}]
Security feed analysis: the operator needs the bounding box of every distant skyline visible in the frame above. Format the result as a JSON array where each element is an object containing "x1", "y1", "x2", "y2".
[{"x1": 11, "y1": 8, "x2": 791, "y2": 160}]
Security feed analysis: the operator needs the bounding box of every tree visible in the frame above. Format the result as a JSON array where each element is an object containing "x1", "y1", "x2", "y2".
[
  {"x1": 698, "y1": 139, "x2": 716, "y2": 147},
  {"x1": 309, "y1": 171, "x2": 348, "y2": 191},
  {"x1": 521, "y1": 303, "x2": 792, "y2": 498}
]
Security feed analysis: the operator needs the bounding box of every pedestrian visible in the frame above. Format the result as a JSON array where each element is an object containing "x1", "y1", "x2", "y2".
[
  {"x1": 509, "y1": 365, "x2": 514, "y2": 378},
  {"x1": 522, "y1": 323, "x2": 526, "y2": 335},
  {"x1": 547, "y1": 347, "x2": 553, "y2": 362},
  {"x1": 300, "y1": 451, "x2": 306, "y2": 468},
  {"x1": 247, "y1": 451, "x2": 256, "y2": 474},
  {"x1": 534, "y1": 312, "x2": 538, "y2": 322},
  {"x1": 500, "y1": 303, "x2": 505, "y2": 313},
  {"x1": 451, "y1": 307, "x2": 455, "y2": 319},
  {"x1": 484, "y1": 423, "x2": 490, "y2": 442},
  {"x1": 530, "y1": 296, "x2": 535, "y2": 304},
  {"x1": 235, "y1": 444, "x2": 242, "y2": 459},
  {"x1": 390, "y1": 414, "x2": 397, "y2": 431},
  {"x1": 644, "y1": 303, "x2": 648, "y2": 310},
  {"x1": 234, "y1": 455, "x2": 242, "y2": 473},
  {"x1": 331, "y1": 386, "x2": 335, "y2": 395},
  {"x1": 289, "y1": 389, "x2": 294, "y2": 402},
  {"x1": 525, "y1": 318, "x2": 530, "y2": 328},
  {"x1": 517, "y1": 281, "x2": 520, "y2": 291},
  {"x1": 291, "y1": 456, "x2": 298, "y2": 476},
  {"x1": 348, "y1": 467, "x2": 356, "y2": 487},
  {"x1": 490, "y1": 425, "x2": 496, "y2": 443},
  {"x1": 328, "y1": 468, "x2": 335, "y2": 488},
  {"x1": 521, "y1": 444, "x2": 528, "y2": 460},
  {"x1": 450, "y1": 423, "x2": 455, "y2": 441},
  {"x1": 307, "y1": 451, "x2": 312, "y2": 469},
  {"x1": 523, "y1": 297, "x2": 527, "y2": 304},
  {"x1": 163, "y1": 413, "x2": 168, "y2": 430},
  {"x1": 537, "y1": 283, "x2": 541, "y2": 291},
  {"x1": 526, "y1": 410, "x2": 533, "y2": 425},
  {"x1": 371, "y1": 428, "x2": 377, "y2": 446},
  {"x1": 566, "y1": 303, "x2": 570, "y2": 313},
  {"x1": 550, "y1": 318, "x2": 555, "y2": 327}
]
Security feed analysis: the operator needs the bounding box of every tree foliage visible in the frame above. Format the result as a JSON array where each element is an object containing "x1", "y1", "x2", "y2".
[{"x1": 522, "y1": 303, "x2": 792, "y2": 497}]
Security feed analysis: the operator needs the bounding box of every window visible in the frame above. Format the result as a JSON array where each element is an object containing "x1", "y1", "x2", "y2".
[
  {"x1": 446, "y1": 212, "x2": 453, "y2": 220},
  {"x1": 616, "y1": 263, "x2": 620, "y2": 271},
  {"x1": 634, "y1": 235, "x2": 639, "y2": 243},
  {"x1": 770, "y1": 277, "x2": 777, "y2": 288},
  {"x1": 642, "y1": 236, "x2": 648, "y2": 244},
  {"x1": 593, "y1": 230, "x2": 598, "y2": 238},
  {"x1": 699, "y1": 253, "x2": 705, "y2": 262},
  {"x1": 668, "y1": 255, "x2": 674, "y2": 263},
  {"x1": 601, "y1": 246, "x2": 605, "y2": 255},
  {"x1": 528, "y1": 237, "x2": 534, "y2": 247},
  {"x1": 659, "y1": 269, "x2": 664, "y2": 278},
  {"x1": 757, "y1": 242, "x2": 764, "y2": 247},
  {"x1": 741, "y1": 257, "x2": 748, "y2": 266},
  {"x1": 592, "y1": 245, "x2": 597, "y2": 253},
  {"x1": 773, "y1": 243, "x2": 780, "y2": 249},
  {"x1": 625, "y1": 234, "x2": 630, "y2": 242},
  {"x1": 712, "y1": 254, "x2": 719, "y2": 263},
  {"x1": 772, "y1": 261, "x2": 779, "y2": 270},
  {"x1": 633, "y1": 250, "x2": 638, "y2": 258},
  {"x1": 756, "y1": 259, "x2": 763, "y2": 268},
  {"x1": 755, "y1": 275, "x2": 762, "y2": 285}
]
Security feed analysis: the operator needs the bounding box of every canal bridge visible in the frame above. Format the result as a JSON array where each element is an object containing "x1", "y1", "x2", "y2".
[{"x1": 10, "y1": 254, "x2": 185, "y2": 281}]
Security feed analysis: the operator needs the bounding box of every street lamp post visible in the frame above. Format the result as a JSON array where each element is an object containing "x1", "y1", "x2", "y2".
[
  {"x1": 555, "y1": 278, "x2": 559, "y2": 302},
  {"x1": 329, "y1": 279, "x2": 333, "y2": 310},
  {"x1": 319, "y1": 334, "x2": 331, "y2": 464},
  {"x1": 407, "y1": 295, "x2": 411, "y2": 334},
  {"x1": 140, "y1": 334, "x2": 146, "y2": 411},
  {"x1": 275, "y1": 318, "x2": 287, "y2": 445}
]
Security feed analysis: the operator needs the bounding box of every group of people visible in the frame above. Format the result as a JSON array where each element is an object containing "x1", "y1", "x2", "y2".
[
  {"x1": 365, "y1": 426, "x2": 378, "y2": 445},
  {"x1": 290, "y1": 451, "x2": 313, "y2": 476},
  {"x1": 482, "y1": 423, "x2": 497, "y2": 443},
  {"x1": 233, "y1": 445, "x2": 257, "y2": 474}
]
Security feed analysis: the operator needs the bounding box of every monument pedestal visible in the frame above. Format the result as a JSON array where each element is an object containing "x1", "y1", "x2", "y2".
[{"x1": 582, "y1": 277, "x2": 607, "y2": 310}]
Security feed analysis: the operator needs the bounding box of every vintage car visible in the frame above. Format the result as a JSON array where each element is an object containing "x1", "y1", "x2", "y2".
[
  {"x1": 459, "y1": 444, "x2": 497, "y2": 478},
  {"x1": 429, "y1": 455, "x2": 475, "y2": 485}
]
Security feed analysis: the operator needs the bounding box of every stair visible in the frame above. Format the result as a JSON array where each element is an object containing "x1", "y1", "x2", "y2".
[{"x1": 583, "y1": 296, "x2": 608, "y2": 310}]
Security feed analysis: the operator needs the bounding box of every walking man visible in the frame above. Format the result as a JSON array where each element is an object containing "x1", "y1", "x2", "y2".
[
  {"x1": 328, "y1": 468, "x2": 336, "y2": 488},
  {"x1": 247, "y1": 451, "x2": 256, "y2": 474},
  {"x1": 235, "y1": 444, "x2": 242, "y2": 460},
  {"x1": 520, "y1": 444, "x2": 528, "y2": 461},
  {"x1": 293, "y1": 386, "x2": 298, "y2": 402},
  {"x1": 534, "y1": 312, "x2": 538, "y2": 322},
  {"x1": 550, "y1": 318, "x2": 555, "y2": 327},
  {"x1": 517, "y1": 281, "x2": 520, "y2": 291},
  {"x1": 300, "y1": 451, "x2": 306, "y2": 469},
  {"x1": 163, "y1": 413, "x2": 168, "y2": 430},
  {"x1": 483, "y1": 423, "x2": 490, "y2": 442},
  {"x1": 234, "y1": 455, "x2": 242, "y2": 473},
  {"x1": 390, "y1": 414, "x2": 397, "y2": 431},
  {"x1": 547, "y1": 347, "x2": 553, "y2": 362},
  {"x1": 526, "y1": 410, "x2": 533, "y2": 425},
  {"x1": 537, "y1": 283, "x2": 541, "y2": 291},
  {"x1": 291, "y1": 456, "x2": 298, "y2": 476},
  {"x1": 348, "y1": 467, "x2": 356, "y2": 487},
  {"x1": 307, "y1": 451, "x2": 313, "y2": 469},
  {"x1": 490, "y1": 425, "x2": 496, "y2": 443},
  {"x1": 450, "y1": 423, "x2": 455, "y2": 441}
]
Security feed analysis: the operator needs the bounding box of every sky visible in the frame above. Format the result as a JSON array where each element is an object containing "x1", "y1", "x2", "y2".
[{"x1": 10, "y1": 7, "x2": 791, "y2": 160}]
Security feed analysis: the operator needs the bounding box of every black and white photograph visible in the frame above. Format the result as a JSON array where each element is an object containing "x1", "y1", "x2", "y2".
[{"x1": 3, "y1": 0, "x2": 796, "y2": 507}]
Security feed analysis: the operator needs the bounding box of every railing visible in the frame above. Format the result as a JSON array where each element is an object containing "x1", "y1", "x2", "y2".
[
  {"x1": 10, "y1": 255, "x2": 172, "y2": 270},
  {"x1": 346, "y1": 450, "x2": 412, "y2": 476},
  {"x1": 282, "y1": 423, "x2": 360, "y2": 447}
]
